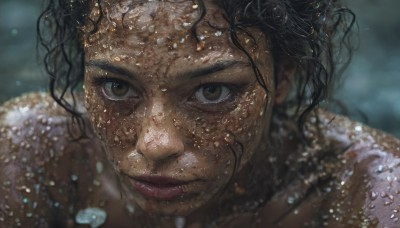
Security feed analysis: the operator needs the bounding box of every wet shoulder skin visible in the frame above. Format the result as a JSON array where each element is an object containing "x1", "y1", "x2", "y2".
[{"x1": 1, "y1": 92, "x2": 400, "y2": 227}]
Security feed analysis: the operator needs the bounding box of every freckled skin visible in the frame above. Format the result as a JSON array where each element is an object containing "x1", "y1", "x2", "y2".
[
  {"x1": 84, "y1": 0, "x2": 273, "y2": 217},
  {"x1": 1, "y1": 1, "x2": 400, "y2": 228}
]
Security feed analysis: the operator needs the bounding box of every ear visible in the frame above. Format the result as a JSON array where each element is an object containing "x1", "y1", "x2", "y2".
[{"x1": 274, "y1": 61, "x2": 296, "y2": 105}]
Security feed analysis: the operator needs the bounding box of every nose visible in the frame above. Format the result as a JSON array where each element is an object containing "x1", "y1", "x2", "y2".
[{"x1": 136, "y1": 101, "x2": 184, "y2": 163}]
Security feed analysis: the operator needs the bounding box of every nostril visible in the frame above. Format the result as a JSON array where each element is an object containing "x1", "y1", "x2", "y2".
[{"x1": 136, "y1": 124, "x2": 184, "y2": 162}]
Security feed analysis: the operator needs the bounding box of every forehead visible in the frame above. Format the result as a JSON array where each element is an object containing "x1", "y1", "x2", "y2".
[
  {"x1": 84, "y1": 0, "x2": 269, "y2": 79},
  {"x1": 85, "y1": 0, "x2": 227, "y2": 44}
]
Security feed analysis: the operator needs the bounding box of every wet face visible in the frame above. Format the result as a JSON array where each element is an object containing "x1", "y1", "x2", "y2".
[{"x1": 83, "y1": 0, "x2": 275, "y2": 216}]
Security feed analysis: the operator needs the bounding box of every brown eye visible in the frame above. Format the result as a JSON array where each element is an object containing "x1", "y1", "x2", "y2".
[
  {"x1": 195, "y1": 84, "x2": 231, "y2": 104},
  {"x1": 102, "y1": 80, "x2": 138, "y2": 100}
]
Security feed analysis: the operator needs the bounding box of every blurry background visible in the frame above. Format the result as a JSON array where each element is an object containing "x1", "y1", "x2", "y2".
[{"x1": 0, "y1": 0, "x2": 399, "y2": 137}]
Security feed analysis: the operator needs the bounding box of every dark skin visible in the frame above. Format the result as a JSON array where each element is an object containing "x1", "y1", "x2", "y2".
[{"x1": 1, "y1": 0, "x2": 400, "y2": 227}]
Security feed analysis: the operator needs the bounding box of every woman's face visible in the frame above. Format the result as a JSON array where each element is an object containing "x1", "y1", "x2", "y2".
[{"x1": 84, "y1": 0, "x2": 275, "y2": 216}]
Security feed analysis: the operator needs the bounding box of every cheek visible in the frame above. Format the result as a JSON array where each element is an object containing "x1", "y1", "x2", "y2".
[
  {"x1": 175, "y1": 86, "x2": 268, "y2": 167},
  {"x1": 84, "y1": 83, "x2": 141, "y2": 162}
]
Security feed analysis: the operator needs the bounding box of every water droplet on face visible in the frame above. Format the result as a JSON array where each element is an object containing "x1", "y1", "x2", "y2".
[
  {"x1": 148, "y1": 25, "x2": 155, "y2": 33},
  {"x1": 196, "y1": 42, "x2": 205, "y2": 51},
  {"x1": 224, "y1": 133, "x2": 234, "y2": 144},
  {"x1": 182, "y1": 22, "x2": 192, "y2": 29},
  {"x1": 75, "y1": 207, "x2": 107, "y2": 228},
  {"x1": 214, "y1": 31, "x2": 222, "y2": 37},
  {"x1": 157, "y1": 37, "x2": 166, "y2": 45}
]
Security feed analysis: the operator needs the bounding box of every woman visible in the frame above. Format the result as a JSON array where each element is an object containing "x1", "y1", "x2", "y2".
[{"x1": 1, "y1": 0, "x2": 399, "y2": 227}]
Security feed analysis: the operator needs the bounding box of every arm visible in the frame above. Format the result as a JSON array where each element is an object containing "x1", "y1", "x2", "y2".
[
  {"x1": 0, "y1": 92, "x2": 82, "y2": 227},
  {"x1": 319, "y1": 113, "x2": 400, "y2": 227}
]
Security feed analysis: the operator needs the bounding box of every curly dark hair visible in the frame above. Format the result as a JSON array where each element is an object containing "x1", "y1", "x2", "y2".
[
  {"x1": 37, "y1": 0, "x2": 355, "y2": 139},
  {"x1": 37, "y1": 0, "x2": 355, "y2": 223}
]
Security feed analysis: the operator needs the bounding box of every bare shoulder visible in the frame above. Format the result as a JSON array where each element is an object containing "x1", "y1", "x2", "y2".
[
  {"x1": 317, "y1": 110, "x2": 400, "y2": 227},
  {"x1": 0, "y1": 92, "x2": 109, "y2": 227},
  {"x1": 0, "y1": 92, "x2": 81, "y2": 155}
]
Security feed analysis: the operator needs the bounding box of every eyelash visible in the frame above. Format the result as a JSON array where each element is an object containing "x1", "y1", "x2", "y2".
[
  {"x1": 91, "y1": 77, "x2": 139, "y2": 99},
  {"x1": 91, "y1": 76, "x2": 245, "y2": 110}
]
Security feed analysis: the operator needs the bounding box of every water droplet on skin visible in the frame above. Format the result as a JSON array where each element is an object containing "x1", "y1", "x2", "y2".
[
  {"x1": 175, "y1": 216, "x2": 186, "y2": 228},
  {"x1": 182, "y1": 22, "x2": 191, "y2": 29},
  {"x1": 196, "y1": 42, "x2": 205, "y2": 51},
  {"x1": 157, "y1": 37, "x2": 166, "y2": 45},
  {"x1": 224, "y1": 133, "x2": 234, "y2": 144},
  {"x1": 71, "y1": 175, "x2": 79, "y2": 182},
  {"x1": 96, "y1": 162, "x2": 104, "y2": 174},
  {"x1": 93, "y1": 180, "x2": 101, "y2": 187},
  {"x1": 148, "y1": 25, "x2": 155, "y2": 33},
  {"x1": 214, "y1": 31, "x2": 222, "y2": 37},
  {"x1": 22, "y1": 197, "x2": 29, "y2": 204},
  {"x1": 369, "y1": 191, "x2": 378, "y2": 201},
  {"x1": 75, "y1": 207, "x2": 107, "y2": 228},
  {"x1": 125, "y1": 203, "x2": 135, "y2": 214},
  {"x1": 287, "y1": 196, "x2": 296, "y2": 205}
]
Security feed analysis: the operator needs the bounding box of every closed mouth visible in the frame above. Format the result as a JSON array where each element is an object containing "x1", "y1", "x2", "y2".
[{"x1": 129, "y1": 176, "x2": 196, "y2": 200}]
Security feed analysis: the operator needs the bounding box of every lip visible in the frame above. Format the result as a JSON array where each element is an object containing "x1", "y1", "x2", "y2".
[{"x1": 129, "y1": 176, "x2": 195, "y2": 200}]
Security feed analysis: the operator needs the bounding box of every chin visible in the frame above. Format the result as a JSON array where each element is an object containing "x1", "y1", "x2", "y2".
[{"x1": 135, "y1": 199, "x2": 201, "y2": 216}]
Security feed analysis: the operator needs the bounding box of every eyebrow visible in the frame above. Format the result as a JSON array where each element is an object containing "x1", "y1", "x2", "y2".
[
  {"x1": 86, "y1": 60, "x2": 134, "y2": 77},
  {"x1": 85, "y1": 60, "x2": 247, "y2": 80}
]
